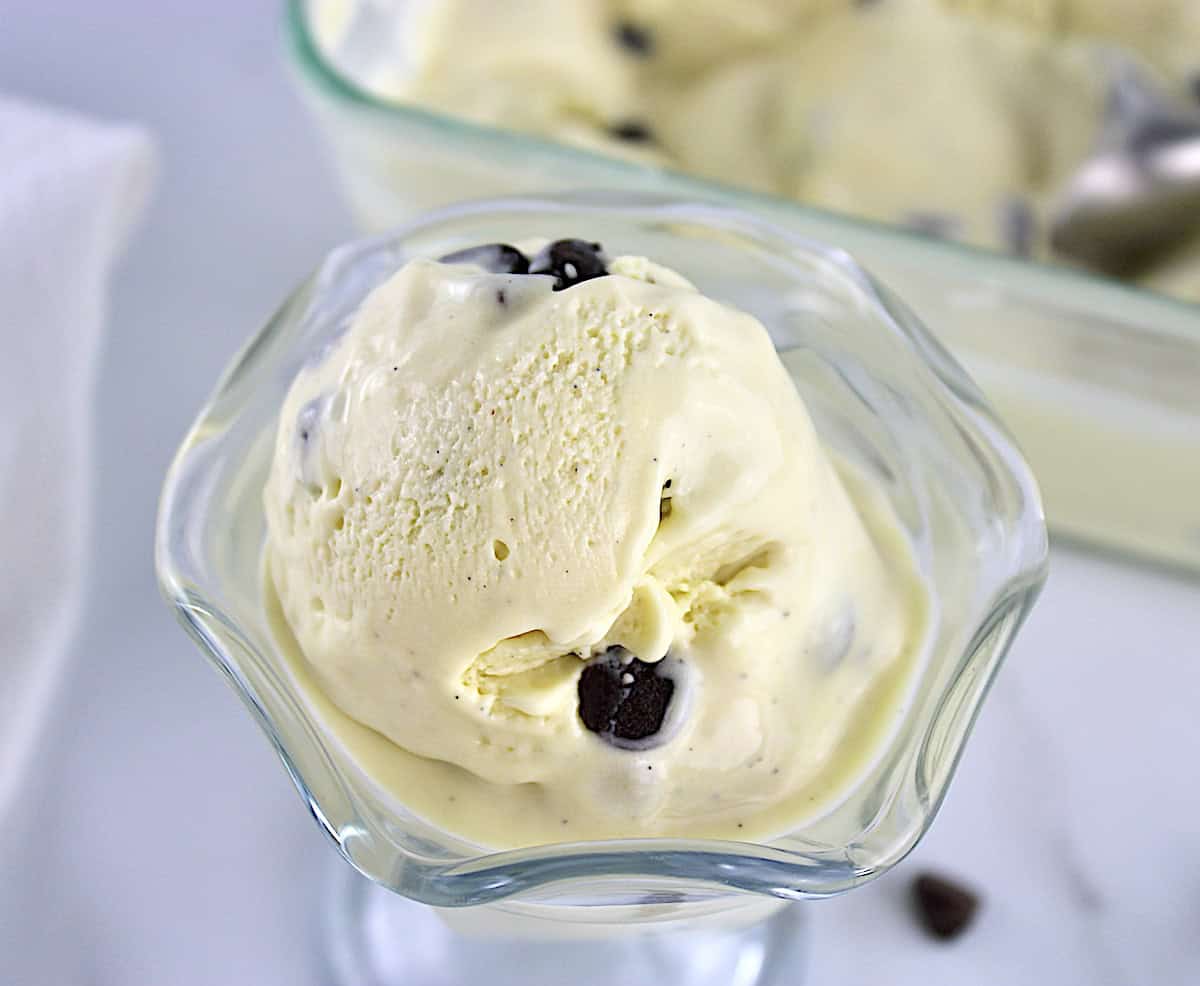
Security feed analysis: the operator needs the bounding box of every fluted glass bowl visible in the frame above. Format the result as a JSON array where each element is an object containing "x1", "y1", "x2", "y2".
[{"x1": 156, "y1": 196, "x2": 1045, "y2": 923}]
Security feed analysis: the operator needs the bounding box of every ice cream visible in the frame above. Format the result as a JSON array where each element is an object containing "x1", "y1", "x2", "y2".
[
  {"x1": 352, "y1": 0, "x2": 1200, "y2": 300},
  {"x1": 263, "y1": 239, "x2": 929, "y2": 845}
]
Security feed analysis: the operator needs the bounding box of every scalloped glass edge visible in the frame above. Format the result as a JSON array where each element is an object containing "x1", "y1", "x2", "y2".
[{"x1": 156, "y1": 194, "x2": 1047, "y2": 907}]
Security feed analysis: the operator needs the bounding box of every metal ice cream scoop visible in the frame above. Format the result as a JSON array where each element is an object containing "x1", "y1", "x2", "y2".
[{"x1": 1050, "y1": 60, "x2": 1200, "y2": 277}]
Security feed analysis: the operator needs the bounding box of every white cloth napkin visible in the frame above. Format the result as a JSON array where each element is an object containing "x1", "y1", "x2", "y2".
[{"x1": 0, "y1": 96, "x2": 156, "y2": 821}]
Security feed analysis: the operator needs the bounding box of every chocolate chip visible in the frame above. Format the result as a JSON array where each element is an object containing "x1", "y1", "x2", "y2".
[
  {"x1": 614, "y1": 21, "x2": 654, "y2": 57},
  {"x1": 439, "y1": 243, "x2": 529, "y2": 275},
  {"x1": 659, "y1": 479, "x2": 673, "y2": 521},
  {"x1": 578, "y1": 646, "x2": 675, "y2": 745},
  {"x1": 529, "y1": 239, "x2": 608, "y2": 291},
  {"x1": 912, "y1": 872, "x2": 980, "y2": 940},
  {"x1": 611, "y1": 120, "x2": 654, "y2": 143}
]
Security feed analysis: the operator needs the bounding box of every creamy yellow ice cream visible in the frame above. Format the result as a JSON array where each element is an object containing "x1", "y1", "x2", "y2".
[
  {"x1": 348, "y1": 0, "x2": 1200, "y2": 301},
  {"x1": 263, "y1": 241, "x2": 929, "y2": 844},
  {"x1": 946, "y1": 0, "x2": 1200, "y2": 80},
  {"x1": 655, "y1": 2, "x2": 1102, "y2": 248}
]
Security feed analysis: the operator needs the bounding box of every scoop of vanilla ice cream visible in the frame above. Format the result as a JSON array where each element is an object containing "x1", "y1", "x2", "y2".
[
  {"x1": 658, "y1": 1, "x2": 1103, "y2": 252},
  {"x1": 264, "y1": 244, "x2": 927, "y2": 834},
  {"x1": 377, "y1": 0, "x2": 646, "y2": 156}
]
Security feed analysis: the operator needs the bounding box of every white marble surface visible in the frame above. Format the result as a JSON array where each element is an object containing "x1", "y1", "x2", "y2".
[{"x1": 2, "y1": 4, "x2": 1199, "y2": 985}]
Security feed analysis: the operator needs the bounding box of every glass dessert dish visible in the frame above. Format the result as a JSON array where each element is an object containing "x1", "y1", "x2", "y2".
[
  {"x1": 156, "y1": 195, "x2": 1047, "y2": 986},
  {"x1": 285, "y1": 0, "x2": 1200, "y2": 577}
]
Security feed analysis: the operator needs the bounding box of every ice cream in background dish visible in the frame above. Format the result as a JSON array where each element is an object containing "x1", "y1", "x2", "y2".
[
  {"x1": 263, "y1": 239, "x2": 930, "y2": 846},
  {"x1": 348, "y1": 0, "x2": 1200, "y2": 300}
]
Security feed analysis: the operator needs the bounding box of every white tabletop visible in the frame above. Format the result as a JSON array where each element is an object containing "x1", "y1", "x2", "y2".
[{"x1": 2, "y1": 5, "x2": 1198, "y2": 985}]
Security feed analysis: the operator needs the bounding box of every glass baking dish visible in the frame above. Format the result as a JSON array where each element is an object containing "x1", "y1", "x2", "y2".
[{"x1": 285, "y1": 0, "x2": 1200, "y2": 576}]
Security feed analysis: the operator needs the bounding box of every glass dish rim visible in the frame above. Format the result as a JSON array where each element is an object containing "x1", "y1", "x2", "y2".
[
  {"x1": 283, "y1": 0, "x2": 1200, "y2": 330},
  {"x1": 156, "y1": 193, "x2": 1047, "y2": 906}
]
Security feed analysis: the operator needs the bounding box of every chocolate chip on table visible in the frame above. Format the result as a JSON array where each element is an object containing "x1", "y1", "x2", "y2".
[
  {"x1": 578, "y1": 646, "x2": 675, "y2": 746},
  {"x1": 911, "y1": 872, "x2": 980, "y2": 941},
  {"x1": 614, "y1": 20, "x2": 654, "y2": 57},
  {"x1": 439, "y1": 243, "x2": 530, "y2": 274},
  {"x1": 611, "y1": 120, "x2": 655, "y2": 143},
  {"x1": 529, "y1": 239, "x2": 609, "y2": 291}
]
